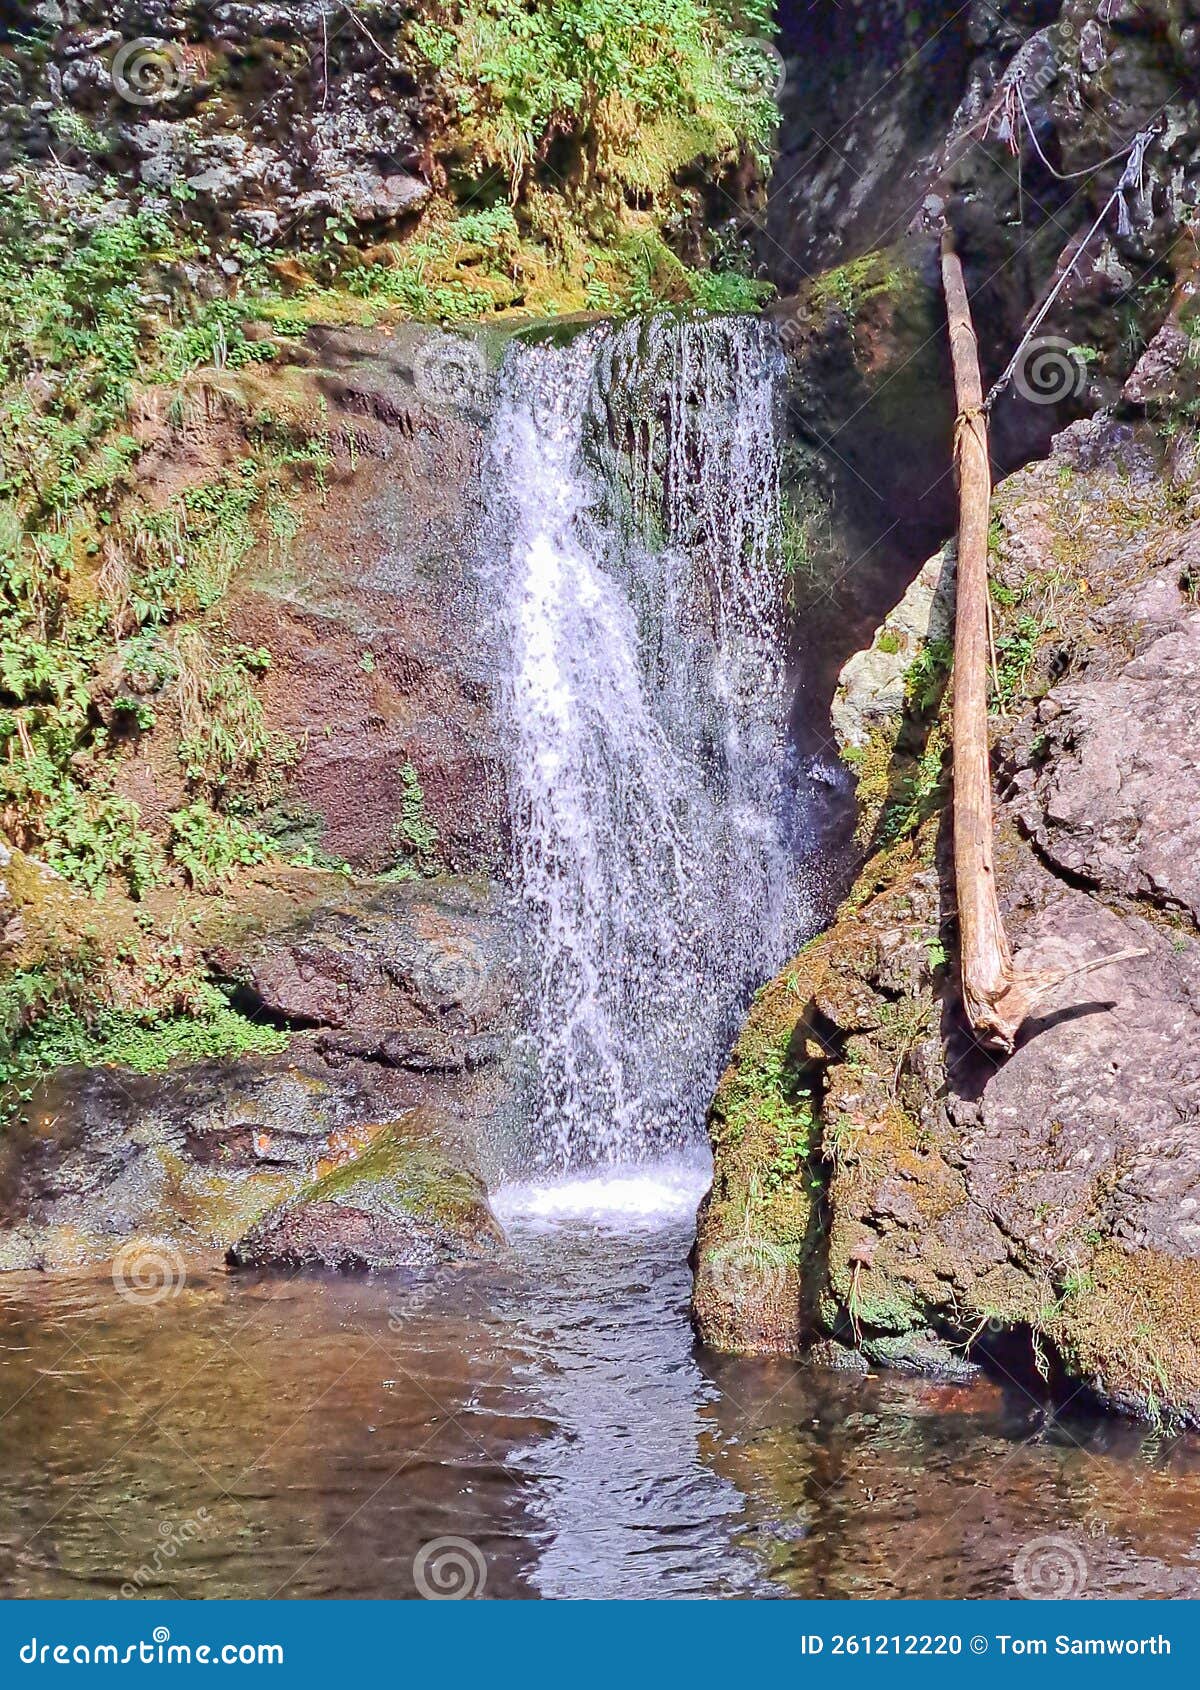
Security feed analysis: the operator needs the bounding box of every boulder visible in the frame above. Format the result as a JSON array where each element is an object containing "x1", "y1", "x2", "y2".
[
  {"x1": 204, "y1": 869, "x2": 517, "y2": 1067},
  {"x1": 227, "y1": 1112, "x2": 504, "y2": 1272},
  {"x1": 0, "y1": 869, "x2": 521, "y2": 1268},
  {"x1": 831, "y1": 544, "x2": 955, "y2": 750},
  {"x1": 0, "y1": 1054, "x2": 389, "y2": 1269}
]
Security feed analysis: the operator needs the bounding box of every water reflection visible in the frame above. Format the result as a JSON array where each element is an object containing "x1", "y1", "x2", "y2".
[
  {"x1": 0, "y1": 1162, "x2": 1196, "y2": 1599},
  {"x1": 493, "y1": 1162, "x2": 765, "y2": 1597}
]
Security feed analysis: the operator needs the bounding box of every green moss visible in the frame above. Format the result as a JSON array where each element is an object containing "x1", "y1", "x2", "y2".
[
  {"x1": 234, "y1": 1118, "x2": 501, "y2": 1268},
  {"x1": 843, "y1": 1273, "x2": 925, "y2": 1335},
  {"x1": 1040, "y1": 1245, "x2": 1200, "y2": 1427},
  {"x1": 391, "y1": 760, "x2": 440, "y2": 874},
  {"x1": 304, "y1": 1127, "x2": 483, "y2": 1231},
  {"x1": 807, "y1": 251, "x2": 915, "y2": 322},
  {"x1": 0, "y1": 993, "x2": 288, "y2": 1089},
  {"x1": 411, "y1": 0, "x2": 777, "y2": 200}
]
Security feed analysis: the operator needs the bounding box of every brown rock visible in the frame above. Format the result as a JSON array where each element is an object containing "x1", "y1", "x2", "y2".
[{"x1": 228, "y1": 1110, "x2": 504, "y2": 1272}]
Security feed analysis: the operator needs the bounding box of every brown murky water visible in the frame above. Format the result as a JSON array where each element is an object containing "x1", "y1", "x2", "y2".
[{"x1": 1, "y1": 1160, "x2": 1198, "y2": 1600}]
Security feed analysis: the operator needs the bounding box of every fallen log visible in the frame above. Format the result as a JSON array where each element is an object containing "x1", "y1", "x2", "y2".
[{"x1": 939, "y1": 229, "x2": 1144, "y2": 1052}]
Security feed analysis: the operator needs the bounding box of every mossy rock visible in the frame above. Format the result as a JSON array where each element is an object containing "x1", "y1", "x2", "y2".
[
  {"x1": 228, "y1": 1109, "x2": 504, "y2": 1272},
  {"x1": 859, "y1": 1331, "x2": 982, "y2": 1383}
]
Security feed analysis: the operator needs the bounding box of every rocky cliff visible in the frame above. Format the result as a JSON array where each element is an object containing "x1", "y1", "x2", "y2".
[{"x1": 696, "y1": 0, "x2": 1200, "y2": 1425}]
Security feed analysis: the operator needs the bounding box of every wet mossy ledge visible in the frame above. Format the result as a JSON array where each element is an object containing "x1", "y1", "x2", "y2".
[{"x1": 696, "y1": 384, "x2": 1200, "y2": 1429}]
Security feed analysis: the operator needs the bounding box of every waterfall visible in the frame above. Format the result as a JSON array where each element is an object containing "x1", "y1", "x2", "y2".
[{"x1": 479, "y1": 314, "x2": 803, "y2": 1169}]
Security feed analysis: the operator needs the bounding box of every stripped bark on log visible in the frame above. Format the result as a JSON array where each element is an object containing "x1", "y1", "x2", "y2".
[{"x1": 939, "y1": 229, "x2": 1144, "y2": 1052}]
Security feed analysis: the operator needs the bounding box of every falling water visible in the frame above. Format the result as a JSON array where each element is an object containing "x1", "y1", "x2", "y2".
[{"x1": 480, "y1": 314, "x2": 803, "y2": 1169}]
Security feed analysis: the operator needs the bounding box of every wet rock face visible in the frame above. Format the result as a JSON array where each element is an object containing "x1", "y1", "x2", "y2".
[
  {"x1": 771, "y1": 0, "x2": 1199, "y2": 334},
  {"x1": 231, "y1": 324, "x2": 506, "y2": 876},
  {"x1": 207, "y1": 871, "x2": 518, "y2": 1072},
  {"x1": 769, "y1": 0, "x2": 978, "y2": 287},
  {"x1": 697, "y1": 410, "x2": 1200, "y2": 1427},
  {"x1": 0, "y1": 1054, "x2": 382, "y2": 1269},
  {"x1": 113, "y1": 322, "x2": 508, "y2": 876}
]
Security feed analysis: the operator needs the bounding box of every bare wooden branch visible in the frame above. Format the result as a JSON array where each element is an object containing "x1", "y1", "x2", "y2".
[{"x1": 939, "y1": 229, "x2": 1144, "y2": 1052}]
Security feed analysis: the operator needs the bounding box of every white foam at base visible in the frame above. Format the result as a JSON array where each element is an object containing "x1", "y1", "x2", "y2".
[{"x1": 493, "y1": 1157, "x2": 710, "y2": 1231}]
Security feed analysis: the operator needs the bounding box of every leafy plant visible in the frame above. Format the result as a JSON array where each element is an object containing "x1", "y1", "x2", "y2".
[
  {"x1": 168, "y1": 802, "x2": 271, "y2": 890},
  {"x1": 412, "y1": 0, "x2": 778, "y2": 200},
  {"x1": 992, "y1": 613, "x2": 1045, "y2": 707},
  {"x1": 0, "y1": 991, "x2": 288, "y2": 1088}
]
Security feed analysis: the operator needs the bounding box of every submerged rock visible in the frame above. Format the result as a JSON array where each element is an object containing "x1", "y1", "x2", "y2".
[
  {"x1": 859, "y1": 1333, "x2": 982, "y2": 1384},
  {"x1": 804, "y1": 1339, "x2": 869, "y2": 1377},
  {"x1": 228, "y1": 1112, "x2": 504, "y2": 1272},
  {"x1": 0, "y1": 1054, "x2": 380, "y2": 1269}
]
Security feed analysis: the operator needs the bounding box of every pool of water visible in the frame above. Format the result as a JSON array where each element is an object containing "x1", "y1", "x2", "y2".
[{"x1": 1, "y1": 1158, "x2": 1198, "y2": 1600}]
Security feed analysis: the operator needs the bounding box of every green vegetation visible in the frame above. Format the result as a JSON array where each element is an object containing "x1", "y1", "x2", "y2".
[
  {"x1": 992, "y1": 612, "x2": 1046, "y2": 708},
  {"x1": 168, "y1": 803, "x2": 271, "y2": 891},
  {"x1": 903, "y1": 636, "x2": 953, "y2": 713},
  {"x1": 0, "y1": 188, "x2": 328, "y2": 901},
  {"x1": 0, "y1": 982, "x2": 288, "y2": 1092},
  {"x1": 411, "y1": 0, "x2": 777, "y2": 201},
  {"x1": 389, "y1": 760, "x2": 440, "y2": 876},
  {"x1": 842, "y1": 635, "x2": 952, "y2": 848},
  {"x1": 879, "y1": 730, "x2": 947, "y2": 845},
  {"x1": 807, "y1": 251, "x2": 912, "y2": 322}
]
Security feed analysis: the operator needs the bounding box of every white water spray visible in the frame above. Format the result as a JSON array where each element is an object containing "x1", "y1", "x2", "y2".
[{"x1": 480, "y1": 315, "x2": 803, "y2": 1169}]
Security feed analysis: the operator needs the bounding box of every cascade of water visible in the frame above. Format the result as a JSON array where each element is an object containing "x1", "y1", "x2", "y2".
[{"x1": 479, "y1": 314, "x2": 804, "y2": 1169}]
